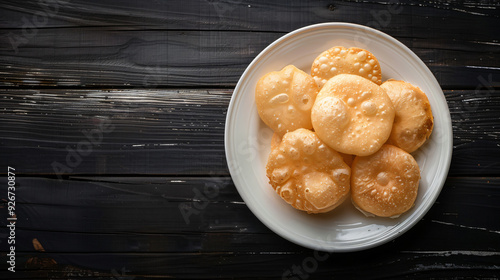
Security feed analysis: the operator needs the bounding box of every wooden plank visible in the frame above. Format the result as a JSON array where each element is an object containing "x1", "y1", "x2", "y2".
[
  {"x1": 0, "y1": 29, "x2": 498, "y2": 89},
  {"x1": 1, "y1": 89, "x2": 499, "y2": 176},
  {"x1": 1, "y1": 251, "x2": 499, "y2": 279},
  {"x1": 446, "y1": 89, "x2": 500, "y2": 176},
  {"x1": 2, "y1": 0, "x2": 499, "y2": 30},
  {"x1": 0, "y1": 1, "x2": 499, "y2": 88},
  {"x1": 1, "y1": 176, "x2": 498, "y2": 278},
  {"x1": 0, "y1": 0, "x2": 499, "y2": 30},
  {"x1": 0, "y1": 29, "x2": 277, "y2": 87},
  {"x1": 4, "y1": 177, "x2": 267, "y2": 234},
  {"x1": 0, "y1": 89, "x2": 231, "y2": 175},
  {"x1": 3, "y1": 176, "x2": 499, "y2": 237}
]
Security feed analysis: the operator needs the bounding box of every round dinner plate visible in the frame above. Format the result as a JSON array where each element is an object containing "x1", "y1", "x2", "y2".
[{"x1": 224, "y1": 23, "x2": 453, "y2": 252}]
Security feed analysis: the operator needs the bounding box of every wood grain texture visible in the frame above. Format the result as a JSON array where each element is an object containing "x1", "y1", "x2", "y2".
[
  {"x1": 4, "y1": 176, "x2": 499, "y2": 246},
  {"x1": 0, "y1": 0, "x2": 499, "y2": 88},
  {"x1": 0, "y1": 89, "x2": 230, "y2": 175},
  {"x1": 1, "y1": 1, "x2": 499, "y2": 278},
  {"x1": 2, "y1": 0, "x2": 499, "y2": 30},
  {"x1": 1, "y1": 251, "x2": 499, "y2": 279},
  {"x1": 0, "y1": 176, "x2": 498, "y2": 278},
  {"x1": 1, "y1": 89, "x2": 499, "y2": 176}
]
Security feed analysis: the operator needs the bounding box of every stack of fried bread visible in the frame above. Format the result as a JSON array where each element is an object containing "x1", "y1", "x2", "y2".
[{"x1": 255, "y1": 46, "x2": 433, "y2": 217}]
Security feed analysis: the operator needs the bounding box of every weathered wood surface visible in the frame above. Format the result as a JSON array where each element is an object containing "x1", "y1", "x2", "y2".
[
  {"x1": 0, "y1": 176, "x2": 499, "y2": 278},
  {"x1": 2, "y1": 250, "x2": 500, "y2": 279},
  {"x1": 0, "y1": 0, "x2": 499, "y2": 88},
  {"x1": 1, "y1": 89, "x2": 499, "y2": 175},
  {"x1": 0, "y1": 0, "x2": 499, "y2": 279},
  {"x1": 4, "y1": 176, "x2": 499, "y2": 239},
  {"x1": 0, "y1": 89, "x2": 231, "y2": 175}
]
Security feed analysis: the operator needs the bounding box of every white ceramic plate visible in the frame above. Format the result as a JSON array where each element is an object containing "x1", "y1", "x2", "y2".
[{"x1": 224, "y1": 23, "x2": 453, "y2": 252}]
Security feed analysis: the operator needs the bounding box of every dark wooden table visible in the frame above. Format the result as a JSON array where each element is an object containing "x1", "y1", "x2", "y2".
[{"x1": 1, "y1": 0, "x2": 499, "y2": 279}]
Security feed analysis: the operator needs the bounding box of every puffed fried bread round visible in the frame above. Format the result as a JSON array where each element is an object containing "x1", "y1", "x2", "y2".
[
  {"x1": 311, "y1": 46, "x2": 382, "y2": 88},
  {"x1": 255, "y1": 65, "x2": 319, "y2": 136},
  {"x1": 266, "y1": 128, "x2": 351, "y2": 214},
  {"x1": 311, "y1": 74, "x2": 395, "y2": 156},
  {"x1": 381, "y1": 80, "x2": 434, "y2": 153},
  {"x1": 351, "y1": 144, "x2": 420, "y2": 218}
]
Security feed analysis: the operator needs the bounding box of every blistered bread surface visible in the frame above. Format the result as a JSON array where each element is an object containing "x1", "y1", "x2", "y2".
[
  {"x1": 311, "y1": 46, "x2": 382, "y2": 87},
  {"x1": 351, "y1": 144, "x2": 420, "y2": 217},
  {"x1": 381, "y1": 80, "x2": 434, "y2": 153},
  {"x1": 255, "y1": 65, "x2": 319, "y2": 136},
  {"x1": 266, "y1": 128, "x2": 351, "y2": 214},
  {"x1": 311, "y1": 74, "x2": 395, "y2": 156}
]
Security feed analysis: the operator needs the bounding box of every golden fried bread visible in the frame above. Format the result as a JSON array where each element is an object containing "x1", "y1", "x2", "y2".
[
  {"x1": 311, "y1": 74, "x2": 395, "y2": 156},
  {"x1": 311, "y1": 46, "x2": 382, "y2": 88},
  {"x1": 266, "y1": 129, "x2": 351, "y2": 214},
  {"x1": 381, "y1": 80, "x2": 434, "y2": 153},
  {"x1": 255, "y1": 65, "x2": 319, "y2": 136},
  {"x1": 351, "y1": 145, "x2": 420, "y2": 217}
]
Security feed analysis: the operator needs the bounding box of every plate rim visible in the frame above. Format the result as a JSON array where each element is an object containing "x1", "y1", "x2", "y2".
[{"x1": 224, "y1": 22, "x2": 453, "y2": 252}]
